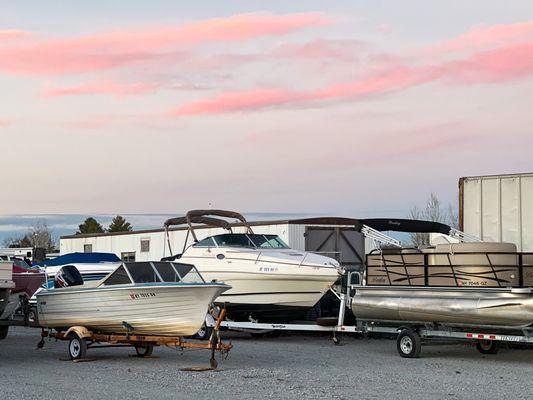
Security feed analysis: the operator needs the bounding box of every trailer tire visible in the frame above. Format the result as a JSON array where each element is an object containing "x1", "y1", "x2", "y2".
[
  {"x1": 68, "y1": 334, "x2": 87, "y2": 360},
  {"x1": 194, "y1": 324, "x2": 213, "y2": 341},
  {"x1": 134, "y1": 345, "x2": 154, "y2": 357},
  {"x1": 27, "y1": 307, "x2": 38, "y2": 325},
  {"x1": 476, "y1": 340, "x2": 499, "y2": 355},
  {"x1": 0, "y1": 326, "x2": 8, "y2": 340},
  {"x1": 397, "y1": 329, "x2": 421, "y2": 358}
]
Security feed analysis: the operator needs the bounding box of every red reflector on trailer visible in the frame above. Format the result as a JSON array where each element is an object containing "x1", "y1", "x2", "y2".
[
  {"x1": 466, "y1": 333, "x2": 473, "y2": 338},
  {"x1": 489, "y1": 335, "x2": 496, "y2": 340},
  {"x1": 477, "y1": 334, "x2": 484, "y2": 339}
]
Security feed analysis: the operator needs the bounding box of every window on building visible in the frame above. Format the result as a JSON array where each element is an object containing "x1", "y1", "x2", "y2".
[
  {"x1": 140, "y1": 238, "x2": 150, "y2": 253},
  {"x1": 84, "y1": 244, "x2": 93, "y2": 253},
  {"x1": 121, "y1": 252, "x2": 136, "y2": 262}
]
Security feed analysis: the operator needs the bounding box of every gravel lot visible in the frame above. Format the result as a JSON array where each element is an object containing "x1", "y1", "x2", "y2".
[{"x1": 1, "y1": 326, "x2": 533, "y2": 399}]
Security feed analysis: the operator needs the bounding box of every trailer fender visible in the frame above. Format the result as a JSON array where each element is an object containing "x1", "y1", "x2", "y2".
[{"x1": 64, "y1": 326, "x2": 92, "y2": 339}]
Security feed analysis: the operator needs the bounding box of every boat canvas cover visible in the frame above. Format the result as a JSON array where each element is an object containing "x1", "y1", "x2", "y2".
[{"x1": 40, "y1": 252, "x2": 120, "y2": 267}]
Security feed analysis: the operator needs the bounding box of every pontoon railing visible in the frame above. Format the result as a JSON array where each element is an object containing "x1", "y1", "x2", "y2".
[{"x1": 365, "y1": 251, "x2": 533, "y2": 288}]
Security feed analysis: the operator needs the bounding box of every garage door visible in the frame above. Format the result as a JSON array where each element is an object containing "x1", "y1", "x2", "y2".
[{"x1": 304, "y1": 226, "x2": 365, "y2": 270}]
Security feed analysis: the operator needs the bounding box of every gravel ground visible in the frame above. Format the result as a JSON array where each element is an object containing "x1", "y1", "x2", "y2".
[{"x1": 1, "y1": 326, "x2": 533, "y2": 399}]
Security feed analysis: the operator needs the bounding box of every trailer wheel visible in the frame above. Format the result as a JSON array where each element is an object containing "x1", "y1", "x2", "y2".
[
  {"x1": 134, "y1": 345, "x2": 154, "y2": 357},
  {"x1": 476, "y1": 340, "x2": 499, "y2": 355},
  {"x1": 397, "y1": 329, "x2": 422, "y2": 358},
  {"x1": 27, "y1": 307, "x2": 38, "y2": 325},
  {"x1": 68, "y1": 335, "x2": 87, "y2": 360},
  {"x1": 0, "y1": 326, "x2": 9, "y2": 340},
  {"x1": 194, "y1": 324, "x2": 213, "y2": 341}
]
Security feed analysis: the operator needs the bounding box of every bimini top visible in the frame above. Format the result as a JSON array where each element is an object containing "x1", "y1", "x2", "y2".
[
  {"x1": 164, "y1": 209, "x2": 250, "y2": 229},
  {"x1": 359, "y1": 218, "x2": 452, "y2": 234}
]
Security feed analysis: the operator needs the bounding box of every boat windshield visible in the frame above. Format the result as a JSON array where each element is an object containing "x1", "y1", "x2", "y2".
[
  {"x1": 103, "y1": 262, "x2": 205, "y2": 285},
  {"x1": 212, "y1": 234, "x2": 289, "y2": 249}
]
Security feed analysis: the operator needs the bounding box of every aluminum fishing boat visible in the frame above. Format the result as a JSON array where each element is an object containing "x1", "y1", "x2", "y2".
[
  {"x1": 163, "y1": 210, "x2": 341, "y2": 322},
  {"x1": 37, "y1": 261, "x2": 230, "y2": 336},
  {"x1": 351, "y1": 219, "x2": 533, "y2": 328}
]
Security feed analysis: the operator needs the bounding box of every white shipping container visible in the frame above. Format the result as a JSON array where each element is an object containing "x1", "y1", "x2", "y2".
[{"x1": 460, "y1": 172, "x2": 533, "y2": 251}]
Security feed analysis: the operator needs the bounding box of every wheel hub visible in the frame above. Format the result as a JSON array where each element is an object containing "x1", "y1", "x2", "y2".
[
  {"x1": 400, "y1": 336, "x2": 413, "y2": 354},
  {"x1": 70, "y1": 340, "x2": 80, "y2": 357}
]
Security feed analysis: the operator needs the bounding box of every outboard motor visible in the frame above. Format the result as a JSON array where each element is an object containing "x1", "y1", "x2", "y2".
[{"x1": 54, "y1": 265, "x2": 84, "y2": 289}]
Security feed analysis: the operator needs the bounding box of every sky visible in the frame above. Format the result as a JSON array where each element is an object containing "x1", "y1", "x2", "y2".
[{"x1": 1, "y1": 1, "x2": 532, "y2": 226}]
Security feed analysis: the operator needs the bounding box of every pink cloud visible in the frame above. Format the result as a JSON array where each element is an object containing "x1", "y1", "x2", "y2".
[
  {"x1": 0, "y1": 119, "x2": 10, "y2": 127},
  {"x1": 168, "y1": 41, "x2": 533, "y2": 116},
  {"x1": 426, "y1": 21, "x2": 533, "y2": 54},
  {"x1": 0, "y1": 13, "x2": 331, "y2": 75},
  {"x1": 43, "y1": 80, "x2": 157, "y2": 97},
  {"x1": 437, "y1": 42, "x2": 533, "y2": 84},
  {"x1": 0, "y1": 29, "x2": 32, "y2": 41},
  {"x1": 169, "y1": 89, "x2": 305, "y2": 116},
  {"x1": 271, "y1": 39, "x2": 365, "y2": 61}
]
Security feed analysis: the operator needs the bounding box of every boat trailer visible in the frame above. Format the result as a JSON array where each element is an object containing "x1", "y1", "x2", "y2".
[
  {"x1": 204, "y1": 292, "x2": 360, "y2": 344},
  {"x1": 38, "y1": 309, "x2": 232, "y2": 369},
  {"x1": 360, "y1": 322, "x2": 533, "y2": 358}
]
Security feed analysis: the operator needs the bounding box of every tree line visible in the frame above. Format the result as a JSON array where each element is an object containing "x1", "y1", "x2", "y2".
[
  {"x1": 3, "y1": 215, "x2": 134, "y2": 251},
  {"x1": 77, "y1": 215, "x2": 133, "y2": 234}
]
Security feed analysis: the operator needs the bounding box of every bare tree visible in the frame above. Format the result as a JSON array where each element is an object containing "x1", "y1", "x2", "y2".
[
  {"x1": 2, "y1": 220, "x2": 57, "y2": 252},
  {"x1": 408, "y1": 193, "x2": 455, "y2": 247}
]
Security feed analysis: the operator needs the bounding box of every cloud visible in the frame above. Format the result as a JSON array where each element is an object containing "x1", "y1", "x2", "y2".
[
  {"x1": 42, "y1": 80, "x2": 157, "y2": 97},
  {"x1": 168, "y1": 41, "x2": 533, "y2": 116},
  {"x1": 426, "y1": 21, "x2": 533, "y2": 54},
  {"x1": 0, "y1": 13, "x2": 332, "y2": 75},
  {"x1": 0, "y1": 119, "x2": 9, "y2": 127},
  {"x1": 0, "y1": 29, "x2": 32, "y2": 41},
  {"x1": 169, "y1": 89, "x2": 305, "y2": 116},
  {"x1": 271, "y1": 39, "x2": 365, "y2": 61}
]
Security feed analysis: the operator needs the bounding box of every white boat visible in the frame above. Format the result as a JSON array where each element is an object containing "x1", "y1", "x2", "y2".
[
  {"x1": 0, "y1": 261, "x2": 15, "y2": 318},
  {"x1": 163, "y1": 210, "x2": 341, "y2": 322},
  {"x1": 40, "y1": 252, "x2": 122, "y2": 287},
  {"x1": 30, "y1": 253, "x2": 122, "y2": 304},
  {"x1": 37, "y1": 261, "x2": 229, "y2": 336}
]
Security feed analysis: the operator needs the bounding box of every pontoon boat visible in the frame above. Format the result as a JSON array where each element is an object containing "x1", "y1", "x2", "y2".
[{"x1": 351, "y1": 219, "x2": 533, "y2": 327}]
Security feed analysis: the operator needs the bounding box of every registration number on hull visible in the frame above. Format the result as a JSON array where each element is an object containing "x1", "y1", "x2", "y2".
[{"x1": 130, "y1": 292, "x2": 156, "y2": 300}]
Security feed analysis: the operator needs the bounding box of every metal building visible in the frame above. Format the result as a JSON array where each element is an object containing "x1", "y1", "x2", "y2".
[
  {"x1": 60, "y1": 218, "x2": 378, "y2": 270},
  {"x1": 459, "y1": 172, "x2": 533, "y2": 251}
]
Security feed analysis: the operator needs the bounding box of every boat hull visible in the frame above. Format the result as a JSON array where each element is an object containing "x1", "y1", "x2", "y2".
[
  {"x1": 352, "y1": 286, "x2": 533, "y2": 327},
  {"x1": 37, "y1": 284, "x2": 227, "y2": 336},
  {"x1": 180, "y1": 249, "x2": 339, "y2": 320}
]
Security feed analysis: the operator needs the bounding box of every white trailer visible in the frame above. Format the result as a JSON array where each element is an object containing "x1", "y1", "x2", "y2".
[{"x1": 459, "y1": 172, "x2": 533, "y2": 251}]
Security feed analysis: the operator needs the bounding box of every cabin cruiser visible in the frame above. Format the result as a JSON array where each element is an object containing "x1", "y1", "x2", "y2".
[
  {"x1": 163, "y1": 210, "x2": 341, "y2": 322},
  {"x1": 351, "y1": 218, "x2": 533, "y2": 328},
  {"x1": 37, "y1": 262, "x2": 229, "y2": 336}
]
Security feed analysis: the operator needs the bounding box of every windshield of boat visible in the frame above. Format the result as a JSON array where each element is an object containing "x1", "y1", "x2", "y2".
[
  {"x1": 103, "y1": 262, "x2": 205, "y2": 285},
  {"x1": 209, "y1": 234, "x2": 289, "y2": 249}
]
